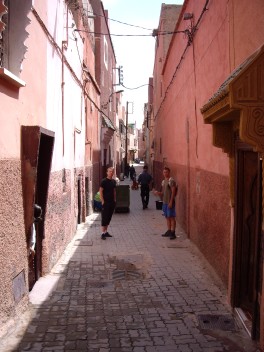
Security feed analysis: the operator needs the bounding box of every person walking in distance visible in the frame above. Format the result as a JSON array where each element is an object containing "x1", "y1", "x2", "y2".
[
  {"x1": 125, "y1": 163, "x2": 130, "y2": 178},
  {"x1": 129, "y1": 164, "x2": 135, "y2": 180},
  {"x1": 99, "y1": 167, "x2": 116, "y2": 240},
  {"x1": 153, "y1": 166, "x2": 178, "y2": 240},
  {"x1": 138, "y1": 165, "x2": 152, "y2": 209}
]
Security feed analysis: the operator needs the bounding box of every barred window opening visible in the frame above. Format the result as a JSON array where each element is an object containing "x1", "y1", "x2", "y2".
[{"x1": 0, "y1": 0, "x2": 32, "y2": 77}]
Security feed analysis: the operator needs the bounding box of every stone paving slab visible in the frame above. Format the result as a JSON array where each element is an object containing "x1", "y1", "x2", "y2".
[{"x1": 0, "y1": 164, "x2": 261, "y2": 351}]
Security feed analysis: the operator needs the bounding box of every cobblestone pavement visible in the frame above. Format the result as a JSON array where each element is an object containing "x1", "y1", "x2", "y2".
[{"x1": 0, "y1": 164, "x2": 261, "y2": 351}]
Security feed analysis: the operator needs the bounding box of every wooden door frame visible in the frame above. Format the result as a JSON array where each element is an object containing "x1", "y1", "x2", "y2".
[
  {"x1": 21, "y1": 126, "x2": 54, "y2": 288},
  {"x1": 77, "y1": 176, "x2": 81, "y2": 224},
  {"x1": 232, "y1": 139, "x2": 262, "y2": 339}
]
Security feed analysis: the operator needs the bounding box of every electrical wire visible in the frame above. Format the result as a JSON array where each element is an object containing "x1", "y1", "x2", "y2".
[
  {"x1": 121, "y1": 83, "x2": 153, "y2": 90},
  {"x1": 31, "y1": 7, "x2": 114, "y2": 126},
  {"x1": 74, "y1": 29, "x2": 185, "y2": 37},
  {"x1": 83, "y1": 8, "x2": 175, "y2": 33},
  {"x1": 72, "y1": 30, "x2": 82, "y2": 66},
  {"x1": 84, "y1": 9, "x2": 153, "y2": 31}
]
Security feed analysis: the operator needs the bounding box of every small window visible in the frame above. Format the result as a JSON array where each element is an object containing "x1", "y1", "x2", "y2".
[
  {"x1": 104, "y1": 36, "x2": 108, "y2": 69},
  {"x1": 0, "y1": 0, "x2": 30, "y2": 86},
  {"x1": 0, "y1": 1, "x2": 8, "y2": 68},
  {"x1": 0, "y1": 0, "x2": 31, "y2": 76},
  {"x1": 119, "y1": 122, "x2": 123, "y2": 134},
  {"x1": 116, "y1": 98, "x2": 119, "y2": 114}
]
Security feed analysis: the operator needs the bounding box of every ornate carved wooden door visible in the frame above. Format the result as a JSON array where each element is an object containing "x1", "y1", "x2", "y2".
[{"x1": 234, "y1": 143, "x2": 262, "y2": 339}]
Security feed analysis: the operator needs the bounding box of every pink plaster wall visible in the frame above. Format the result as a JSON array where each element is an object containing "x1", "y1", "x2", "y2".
[
  {"x1": 0, "y1": 160, "x2": 28, "y2": 336},
  {"x1": 0, "y1": 0, "x2": 100, "y2": 339},
  {"x1": 153, "y1": 160, "x2": 230, "y2": 285},
  {"x1": 43, "y1": 163, "x2": 100, "y2": 275},
  {"x1": 153, "y1": 0, "x2": 264, "y2": 345},
  {"x1": 189, "y1": 167, "x2": 231, "y2": 285},
  {"x1": 0, "y1": 0, "x2": 49, "y2": 338},
  {"x1": 153, "y1": 0, "x2": 264, "y2": 286},
  {"x1": 0, "y1": 2, "x2": 48, "y2": 160},
  {"x1": 43, "y1": 169, "x2": 75, "y2": 273},
  {"x1": 229, "y1": 0, "x2": 264, "y2": 70}
]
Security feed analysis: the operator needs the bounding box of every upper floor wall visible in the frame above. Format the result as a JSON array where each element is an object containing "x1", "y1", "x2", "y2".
[
  {"x1": 153, "y1": 4, "x2": 182, "y2": 106},
  {"x1": 90, "y1": 0, "x2": 117, "y2": 123},
  {"x1": 153, "y1": 0, "x2": 264, "y2": 174},
  {"x1": 0, "y1": 0, "x2": 98, "y2": 171}
]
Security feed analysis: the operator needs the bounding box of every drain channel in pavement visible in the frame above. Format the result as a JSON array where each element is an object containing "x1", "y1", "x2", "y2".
[
  {"x1": 112, "y1": 268, "x2": 142, "y2": 281},
  {"x1": 197, "y1": 314, "x2": 238, "y2": 331},
  {"x1": 108, "y1": 253, "x2": 151, "y2": 281},
  {"x1": 86, "y1": 280, "x2": 112, "y2": 289}
]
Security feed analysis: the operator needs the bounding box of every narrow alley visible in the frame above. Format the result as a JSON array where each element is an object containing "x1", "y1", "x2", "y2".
[{"x1": 0, "y1": 164, "x2": 259, "y2": 352}]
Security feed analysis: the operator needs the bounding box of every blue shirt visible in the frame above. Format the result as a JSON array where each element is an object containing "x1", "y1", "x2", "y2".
[{"x1": 138, "y1": 171, "x2": 152, "y2": 185}]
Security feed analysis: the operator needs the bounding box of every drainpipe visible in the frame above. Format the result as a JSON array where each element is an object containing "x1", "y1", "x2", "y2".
[
  {"x1": 125, "y1": 101, "x2": 128, "y2": 167},
  {"x1": 61, "y1": 42, "x2": 65, "y2": 157},
  {"x1": 186, "y1": 118, "x2": 190, "y2": 238},
  {"x1": 61, "y1": 4, "x2": 69, "y2": 157}
]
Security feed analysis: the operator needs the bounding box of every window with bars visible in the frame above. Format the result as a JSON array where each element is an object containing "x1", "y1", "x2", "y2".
[
  {"x1": 0, "y1": 0, "x2": 31, "y2": 77},
  {"x1": 0, "y1": 0, "x2": 8, "y2": 68}
]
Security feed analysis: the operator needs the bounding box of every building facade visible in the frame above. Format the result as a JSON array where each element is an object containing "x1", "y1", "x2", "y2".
[
  {"x1": 151, "y1": 0, "x2": 264, "y2": 347},
  {"x1": 0, "y1": 0, "x2": 101, "y2": 338},
  {"x1": 90, "y1": 0, "x2": 119, "y2": 179},
  {"x1": 116, "y1": 98, "x2": 126, "y2": 177}
]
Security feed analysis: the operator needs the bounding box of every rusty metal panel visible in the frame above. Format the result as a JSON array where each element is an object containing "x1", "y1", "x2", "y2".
[
  {"x1": 21, "y1": 126, "x2": 41, "y2": 247},
  {"x1": 21, "y1": 125, "x2": 55, "y2": 289}
]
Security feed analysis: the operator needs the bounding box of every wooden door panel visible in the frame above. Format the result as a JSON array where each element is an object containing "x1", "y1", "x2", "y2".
[
  {"x1": 238, "y1": 151, "x2": 258, "y2": 314},
  {"x1": 235, "y1": 147, "x2": 261, "y2": 334}
]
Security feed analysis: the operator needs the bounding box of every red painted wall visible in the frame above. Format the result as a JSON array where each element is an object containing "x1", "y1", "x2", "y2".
[{"x1": 153, "y1": 0, "x2": 264, "y2": 288}]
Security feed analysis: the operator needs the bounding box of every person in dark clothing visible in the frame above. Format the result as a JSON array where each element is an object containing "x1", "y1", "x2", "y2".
[
  {"x1": 125, "y1": 163, "x2": 130, "y2": 178},
  {"x1": 138, "y1": 165, "x2": 152, "y2": 209},
  {"x1": 99, "y1": 167, "x2": 116, "y2": 240},
  {"x1": 129, "y1": 165, "x2": 136, "y2": 180}
]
